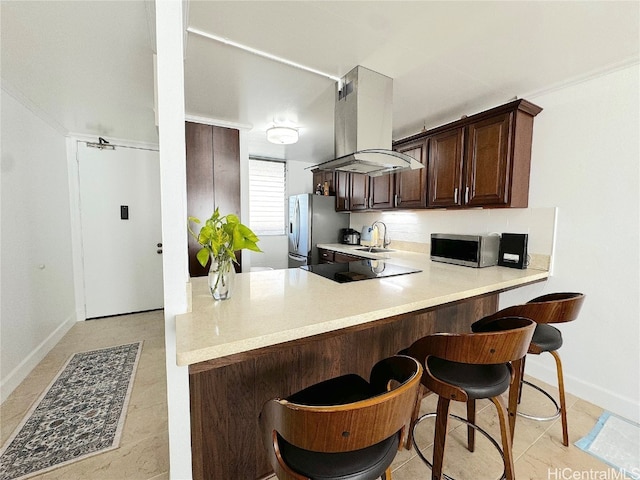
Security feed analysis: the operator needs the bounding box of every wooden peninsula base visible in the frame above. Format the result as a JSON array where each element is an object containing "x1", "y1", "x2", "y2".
[{"x1": 188, "y1": 293, "x2": 499, "y2": 480}]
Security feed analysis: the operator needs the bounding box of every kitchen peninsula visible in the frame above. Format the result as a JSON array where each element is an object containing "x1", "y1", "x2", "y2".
[{"x1": 176, "y1": 248, "x2": 548, "y2": 480}]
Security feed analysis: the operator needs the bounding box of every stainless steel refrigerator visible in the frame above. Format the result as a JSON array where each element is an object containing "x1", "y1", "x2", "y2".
[{"x1": 288, "y1": 194, "x2": 349, "y2": 268}]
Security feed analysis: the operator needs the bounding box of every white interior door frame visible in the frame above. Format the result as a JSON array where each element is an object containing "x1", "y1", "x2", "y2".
[{"x1": 66, "y1": 134, "x2": 161, "y2": 320}]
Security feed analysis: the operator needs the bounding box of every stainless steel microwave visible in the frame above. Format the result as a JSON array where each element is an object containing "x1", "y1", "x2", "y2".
[{"x1": 430, "y1": 233, "x2": 500, "y2": 268}]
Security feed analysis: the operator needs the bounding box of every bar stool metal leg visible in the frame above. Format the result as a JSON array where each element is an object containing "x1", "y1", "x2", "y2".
[
  {"x1": 516, "y1": 351, "x2": 568, "y2": 446},
  {"x1": 412, "y1": 412, "x2": 507, "y2": 480},
  {"x1": 490, "y1": 394, "x2": 515, "y2": 480},
  {"x1": 553, "y1": 350, "x2": 569, "y2": 446}
]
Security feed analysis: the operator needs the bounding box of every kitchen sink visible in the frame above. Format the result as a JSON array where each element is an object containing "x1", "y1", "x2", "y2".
[{"x1": 356, "y1": 247, "x2": 394, "y2": 253}]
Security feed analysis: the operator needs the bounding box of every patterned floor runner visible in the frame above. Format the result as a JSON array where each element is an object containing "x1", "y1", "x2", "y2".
[{"x1": 0, "y1": 342, "x2": 142, "y2": 480}]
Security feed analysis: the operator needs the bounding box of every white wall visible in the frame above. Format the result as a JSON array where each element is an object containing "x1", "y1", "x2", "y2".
[
  {"x1": 501, "y1": 65, "x2": 640, "y2": 422},
  {"x1": 0, "y1": 88, "x2": 77, "y2": 401},
  {"x1": 352, "y1": 66, "x2": 640, "y2": 422}
]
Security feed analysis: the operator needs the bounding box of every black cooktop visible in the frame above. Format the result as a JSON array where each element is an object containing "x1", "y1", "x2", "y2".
[{"x1": 302, "y1": 260, "x2": 421, "y2": 283}]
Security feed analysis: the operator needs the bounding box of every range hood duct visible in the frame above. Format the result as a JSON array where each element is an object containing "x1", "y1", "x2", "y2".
[{"x1": 311, "y1": 66, "x2": 424, "y2": 177}]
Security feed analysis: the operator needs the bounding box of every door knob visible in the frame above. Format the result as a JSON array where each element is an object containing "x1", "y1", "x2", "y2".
[
  {"x1": 157, "y1": 242, "x2": 163, "y2": 247},
  {"x1": 157, "y1": 249, "x2": 163, "y2": 254}
]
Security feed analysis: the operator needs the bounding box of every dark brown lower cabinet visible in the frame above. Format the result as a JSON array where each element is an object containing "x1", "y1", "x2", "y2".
[
  {"x1": 318, "y1": 248, "x2": 335, "y2": 263},
  {"x1": 188, "y1": 293, "x2": 499, "y2": 480},
  {"x1": 333, "y1": 251, "x2": 367, "y2": 263}
]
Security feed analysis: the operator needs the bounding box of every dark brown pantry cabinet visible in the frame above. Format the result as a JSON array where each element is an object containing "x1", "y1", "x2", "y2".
[
  {"x1": 421, "y1": 99, "x2": 542, "y2": 208},
  {"x1": 185, "y1": 121, "x2": 241, "y2": 277}
]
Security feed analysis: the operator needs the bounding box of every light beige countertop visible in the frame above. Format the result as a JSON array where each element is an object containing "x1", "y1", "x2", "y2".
[{"x1": 175, "y1": 245, "x2": 548, "y2": 366}]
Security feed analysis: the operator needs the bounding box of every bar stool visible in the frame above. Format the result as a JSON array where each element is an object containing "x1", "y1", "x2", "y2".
[
  {"x1": 475, "y1": 292, "x2": 585, "y2": 446},
  {"x1": 408, "y1": 317, "x2": 535, "y2": 480},
  {"x1": 259, "y1": 355, "x2": 422, "y2": 480}
]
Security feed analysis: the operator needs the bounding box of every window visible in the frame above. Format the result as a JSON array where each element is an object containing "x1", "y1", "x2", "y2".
[{"x1": 249, "y1": 157, "x2": 286, "y2": 235}]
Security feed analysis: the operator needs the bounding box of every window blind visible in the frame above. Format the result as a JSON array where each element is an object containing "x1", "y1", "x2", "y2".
[{"x1": 249, "y1": 158, "x2": 286, "y2": 235}]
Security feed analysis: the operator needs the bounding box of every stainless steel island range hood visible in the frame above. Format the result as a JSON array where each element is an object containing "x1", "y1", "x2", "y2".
[{"x1": 311, "y1": 66, "x2": 424, "y2": 177}]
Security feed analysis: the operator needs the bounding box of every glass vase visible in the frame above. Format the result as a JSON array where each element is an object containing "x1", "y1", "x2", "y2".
[{"x1": 208, "y1": 256, "x2": 235, "y2": 300}]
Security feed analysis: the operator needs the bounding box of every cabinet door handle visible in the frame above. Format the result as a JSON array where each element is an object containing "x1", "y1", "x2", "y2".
[
  {"x1": 394, "y1": 194, "x2": 398, "y2": 207},
  {"x1": 454, "y1": 188, "x2": 458, "y2": 203},
  {"x1": 465, "y1": 186, "x2": 470, "y2": 204}
]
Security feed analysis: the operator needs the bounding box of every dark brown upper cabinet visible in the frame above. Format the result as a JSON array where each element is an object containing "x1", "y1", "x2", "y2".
[
  {"x1": 401, "y1": 98, "x2": 542, "y2": 209},
  {"x1": 312, "y1": 169, "x2": 335, "y2": 196},
  {"x1": 393, "y1": 137, "x2": 429, "y2": 209},
  {"x1": 348, "y1": 173, "x2": 370, "y2": 211},
  {"x1": 318, "y1": 99, "x2": 541, "y2": 213},
  {"x1": 427, "y1": 127, "x2": 465, "y2": 207},
  {"x1": 465, "y1": 112, "x2": 513, "y2": 207},
  {"x1": 335, "y1": 171, "x2": 394, "y2": 211},
  {"x1": 369, "y1": 173, "x2": 395, "y2": 209},
  {"x1": 335, "y1": 171, "x2": 350, "y2": 211}
]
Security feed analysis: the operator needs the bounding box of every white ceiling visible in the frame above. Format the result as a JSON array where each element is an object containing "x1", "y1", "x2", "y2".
[{"x1": 2, "y1": 1, "x2": 638, "y2": 162}]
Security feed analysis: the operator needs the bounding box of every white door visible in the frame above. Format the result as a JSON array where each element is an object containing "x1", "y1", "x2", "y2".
[{"x1": 78, "y1": 142, "x2": 163, "y2": 318}]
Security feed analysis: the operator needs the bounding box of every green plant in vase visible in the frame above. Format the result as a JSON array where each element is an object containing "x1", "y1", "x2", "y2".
[{"x1": 188, "y1": 209, "x2": 262, "y2": 300}]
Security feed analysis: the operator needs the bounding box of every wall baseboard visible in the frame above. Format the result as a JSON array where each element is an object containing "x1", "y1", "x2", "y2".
[
  {"x1": 0, "y1": 314, "x2": 77, "y2": 403},
  {"x1": 525, "y1": 359, "x2": 639, "y2": 424}
]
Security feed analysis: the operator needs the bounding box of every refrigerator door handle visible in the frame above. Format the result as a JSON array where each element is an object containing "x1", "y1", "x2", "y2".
[
  {"x1": 294, "y1": 198, "x2": 301, "y2": 250},
  {"x1": 288, "y1": 253, "x2": 308, "y2": 268}
]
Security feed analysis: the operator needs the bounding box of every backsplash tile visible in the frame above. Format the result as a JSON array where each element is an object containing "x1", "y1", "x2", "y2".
[{"x1": 351, "y1": 207, "x2": 557, "y2": 257}]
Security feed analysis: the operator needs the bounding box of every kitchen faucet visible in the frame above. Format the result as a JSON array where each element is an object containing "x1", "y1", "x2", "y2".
[{"x1": 370, "y1": 221, "x2": 390, "y2": 250}]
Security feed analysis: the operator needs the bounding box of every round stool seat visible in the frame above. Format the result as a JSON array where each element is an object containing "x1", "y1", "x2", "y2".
[
  {"x1": 427, "y1": 357, "x2": 511, "y2": 400},
  {"x1": 531, "y1": 324, "x2": 563, "y2": 352},
  {"x1": 287, "y1": 374, "x2": 376, "y2": 405},
  {"x1": 279, "y1": 433, "x2": 400, "y2": 480}
]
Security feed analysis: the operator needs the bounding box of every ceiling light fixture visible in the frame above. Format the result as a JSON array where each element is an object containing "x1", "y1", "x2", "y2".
[{"x1": 266, "y1": 126, "x2": 299, "y2": 145}]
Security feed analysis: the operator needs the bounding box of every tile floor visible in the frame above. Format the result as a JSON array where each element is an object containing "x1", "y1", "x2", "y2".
[
  {"x1": 1, "y1": 311, "x2": 616, "y2": 479},
  {"x1": 1, "y1": 310, "x2": 169, "y2": 480},
  {"x1": 391, "y1": 384, "x2": 612, "y2": 480}
]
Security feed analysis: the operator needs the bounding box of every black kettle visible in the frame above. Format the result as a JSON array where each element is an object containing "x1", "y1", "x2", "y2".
[{"x1": 341, "y1": 228, "x2": 361, "y2": 245}]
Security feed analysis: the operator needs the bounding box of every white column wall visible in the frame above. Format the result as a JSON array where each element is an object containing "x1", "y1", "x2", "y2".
[{"x1": 155, "y1": 2, "x2": 191, "y2": 478}]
